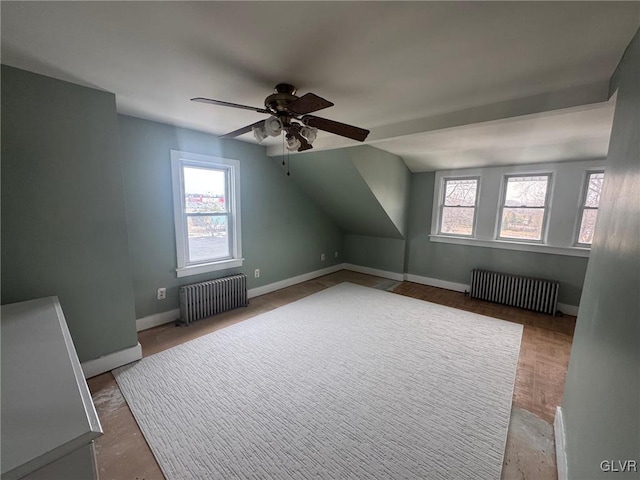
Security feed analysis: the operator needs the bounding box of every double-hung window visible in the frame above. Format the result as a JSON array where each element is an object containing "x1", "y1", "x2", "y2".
[
  {"x1": 576, "y1": 171, "x2": 604, "y2": 245},
  {"x1": 171, "y1": 150, "x2": 242, "y2": 277},
  {"x1": 438, "y1": 177, "x2": 479, "y2": 237},
  {"x1": 498, "y1": 174, "x2": 551, "y2": 242}
]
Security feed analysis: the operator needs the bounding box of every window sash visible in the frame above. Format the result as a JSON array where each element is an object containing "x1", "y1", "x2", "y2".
[
  {"x1": 181, "y1": 166, "x2": 233, "y2": 266},
  {"x1": 171, "y1": 150, "x2": 242, "y2": 277},
  {"x1": 185, "y1": 213, "x2": 232, "y2": 265},
  {"x1": 575, "y1": 170, "x2": 604, "y2": 246},
  {"x1": 183, "y1": 166, "x2": 230, "y2": 214},
  {"x1": 438, "y1": 176, "x2": 479, "y2": 237},
  {"x1": 497, "y1": 174, "x2": 551, "y2": 243}
]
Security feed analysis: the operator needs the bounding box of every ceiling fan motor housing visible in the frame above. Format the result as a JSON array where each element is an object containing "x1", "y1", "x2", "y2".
[
  {"x1": 274, "y1": 83, "x2": 297, "y2": 95},
  {"x1": 265, "y1": 83, "x2": 299, "y2": 112},
  {"x1": 265, "y1": 93, "x2": 298, "y2": 112}
]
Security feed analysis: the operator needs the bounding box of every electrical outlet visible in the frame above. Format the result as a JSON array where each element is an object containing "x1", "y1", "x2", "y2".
[
  {"x1": 320, "y1": 253, "x2": 326, "y2": 261},
  {"x1": 254, "y1": 269, "x2": 260, "y2": 278},
  {"x1": 334, "y1": 251, "x2": 339, "y2": 258},
  {"x1": 157, "y1": 287, "x2": 166, "y2": 300}
]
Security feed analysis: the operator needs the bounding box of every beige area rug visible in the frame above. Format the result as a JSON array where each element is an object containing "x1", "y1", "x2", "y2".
[{"x1": 114, "y1": 282, "x2": 522, "y2": 479}]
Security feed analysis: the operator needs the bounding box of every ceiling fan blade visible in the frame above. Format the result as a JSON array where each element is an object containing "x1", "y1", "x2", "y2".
[
  {"x1": 303, "y1": 115, "x2": 370, "y2": 142},
  {"x1": 287, "y1": 93, "x2": 334, "y2": 115},
  {"x1": 219, "y1": 120, "x2": 266, "y2": 139},
  {"x1": 191, "y1": 97, "x2": 270, "y2": 114}
]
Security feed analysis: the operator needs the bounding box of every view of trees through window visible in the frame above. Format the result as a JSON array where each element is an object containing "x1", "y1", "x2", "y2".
[
  {"x1": 577, "y1": 172, "x2": 604, "y2": 244},
  {"x1": 440, "y1": 178, "x2": 478, "y2": 236},
  {"x1": 499, "y1": 175, "x2": 549, "y2": 241},
  {"x1": 183, "y1": 166, "x2": 230, "y2": 262}
]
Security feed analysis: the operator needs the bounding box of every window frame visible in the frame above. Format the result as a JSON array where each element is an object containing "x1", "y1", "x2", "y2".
[
  {"x1": 171, "y1": 150, "x2": 243, "y2": 278},
  {"x1": 429, "y1": 160, "x2": 604, "y2": 258},
  {"x1": 575, "y1": 169, "x2": 604, "y2": 247},
  {"x1": 437, "y1": 176, "x2": 481, "y2": 238},
  {"x1": 496, "y1": 173, "x2": 553, "y2": 244}
]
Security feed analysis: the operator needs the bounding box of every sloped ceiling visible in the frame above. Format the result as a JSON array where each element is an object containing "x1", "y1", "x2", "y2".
[
  {"x1": 1, "y1": 2, "x2": 638, "y2": 171},
  {"x1": 285, "y1": 147, "x2": 409, "y2": 240},
  {"x1": 349, "y1": 147, "x2": 411, "y2": 236}
]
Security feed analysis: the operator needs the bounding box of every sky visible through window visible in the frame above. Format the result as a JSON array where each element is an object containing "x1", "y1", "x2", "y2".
[
  {"x1": 504, "y1": 176, "x2": 548, "y2": 207},
  {"x1": 184, "y1": 167, "x2": 225, "y2": 195}
]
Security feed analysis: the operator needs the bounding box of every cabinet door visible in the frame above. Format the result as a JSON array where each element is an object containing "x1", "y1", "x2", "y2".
[{"x1": 21, "y1": 442, "x2": 98, "y2": 480}]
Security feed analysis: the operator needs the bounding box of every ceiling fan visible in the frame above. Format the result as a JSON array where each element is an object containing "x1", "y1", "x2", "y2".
[{"x1": 191, "y1": 84, "x2": 370, "y2": 152}]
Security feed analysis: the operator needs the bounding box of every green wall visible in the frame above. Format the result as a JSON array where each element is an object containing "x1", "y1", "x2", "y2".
[
  {"x1": 285, "y1": 145, "x2": 411, "y2": 273},
  {"x1": 406, "y1": 172, "x2": 589, "y2": 306},
  {"x1": 344, "y1": 235, "x2": 406, "y2": 274},
  {"x1": 286, "y1": 148, "x2": 403, "y2": 239},
  {"x1": 562, "y1": 29, "x2": 639, "y2": 479},
  {"x1": 1, "y1": 65, "x2": 138, "y2": 362},
  {"x1": 0, "y1": 65, "x2": 344, "y2": 363},
  {"x1": 118, "y1": 115, "x2": 343, "y2": 320}
]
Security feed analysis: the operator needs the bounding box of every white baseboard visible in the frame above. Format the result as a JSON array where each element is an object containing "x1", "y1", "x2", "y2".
[
  {"x1": 136, "y1": 308, "x2": 180, "y2": 332},
  {"x1": 557, "y1": 303, "x2": 579, "y2": 317},
  {"x1": 404, "y1": 273, "x2": 469, "y2": 293},
  {"x1": 135, "y1": 268, "x2": 579, "y2": 334},
  {"x1": 554, "y1": 406, "x2": 568, "y2": 480},
  {"x1": 135, "y1": 266, "x2": 346, "y2": 332},
  {"x1": 81, "y1": 342, "x2": 142, "y2": 379},
  {"x1": 342, "y1": 264, "x2": 405, "y2": 282},
  {"x1": 247, "y1": 263, "x2": 346, "y2": 299}
]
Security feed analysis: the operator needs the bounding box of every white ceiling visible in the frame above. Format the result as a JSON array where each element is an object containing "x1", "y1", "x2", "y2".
[{"x1": 2, "y1": 2, "x2": 637, "y2": 171}]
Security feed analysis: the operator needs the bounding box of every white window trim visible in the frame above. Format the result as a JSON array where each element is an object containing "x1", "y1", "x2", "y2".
[
  {"x1": 438, "y1": 176, "x2": 481, "y2": 238},
  {"x1": 430, "y1": 160, "x2": 605, "y2": 257},
  {"x1": 496, "y1": 172, "x2": 553, "y2": 244},
  {"x1": 574, "y1": 169, "x2": 604, "y2": 247},
  {"x1": 171, "y1": 150, "x2": 243, "y2": 278}
]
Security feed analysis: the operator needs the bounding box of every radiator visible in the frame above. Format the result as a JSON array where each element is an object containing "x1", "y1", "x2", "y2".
[
  {"x1": 179, "y1": 274, "x2": 248, "y2": 325},
  {"x1": 470, "y1": 269, "x2": 559, "y2": 315}
]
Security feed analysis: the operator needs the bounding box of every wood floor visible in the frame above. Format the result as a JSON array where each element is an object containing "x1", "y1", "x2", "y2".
[
  {"x1": 87, "y1": 270, "x2": 575, "y2": 480},
  {"x1": 392, "y1": 282, "x2": 575, "y2": 423}
]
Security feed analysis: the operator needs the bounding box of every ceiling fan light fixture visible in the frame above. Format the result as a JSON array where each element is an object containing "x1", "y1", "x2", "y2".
[
  {"x1": 300, "y1": 126, "x2": 318, "y2": 144},
  {"x1": 264, "y1": 115, "x2": 283, "y2": 137},
  {"x1": 286, "y1": 135, "x2": 301, "y2": 152},
  {"x1": 252, "y1": 124, "x2": 268, "y2": 142}
]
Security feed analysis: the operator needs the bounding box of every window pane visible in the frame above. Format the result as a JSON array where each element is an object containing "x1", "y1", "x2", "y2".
[
  {"x1": 585, "y1": 172, "x2": 604, "y2": 207},
  {"x1": 184, "y1": 167, "x2": 227, "y2": 213},
  {"x1": 500, "y1": 207, "x2": 545, "y2": 240},
  {"x1": 187, "y1": 216, "x2": 229, "y2": 262},
  {"x1": 444, "y1": 178, "x2": 478, "y2": 206},
  {"x1": 441, "y1": 207, "x2": 475, "y2": 235},
  {"x1": 504, "y1": 176, "x2": 548, "y2": 207},
  {"x1": 578, "y1": 209, "x2": 598, "y2": 244}
]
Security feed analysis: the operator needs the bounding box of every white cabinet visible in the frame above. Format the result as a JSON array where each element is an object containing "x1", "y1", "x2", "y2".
[{"x1": 1, "y1": 297, "x2": 103, "y2": 480}]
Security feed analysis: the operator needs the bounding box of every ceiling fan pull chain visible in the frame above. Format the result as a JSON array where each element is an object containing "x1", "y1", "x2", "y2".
[{"x1": 282, "y1": 131, "x2": 286, "y2": 166}]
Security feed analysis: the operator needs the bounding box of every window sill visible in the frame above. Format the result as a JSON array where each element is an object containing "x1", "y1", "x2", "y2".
[
  {"x1": 428, "y1": 235, "x2": 590, "y2": 257},
  {"x1": 176, "y1": 258, "x2": 244, "y2": 278}
]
